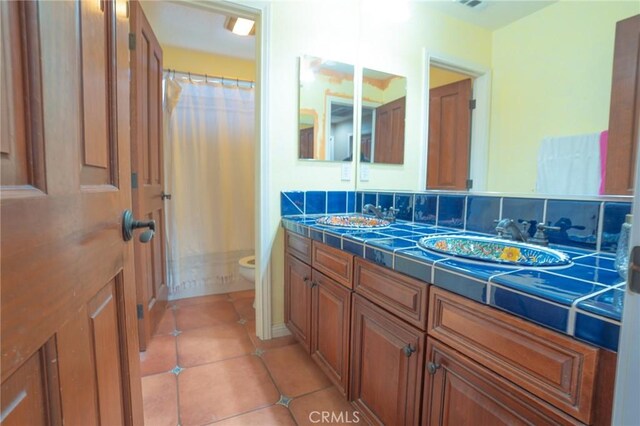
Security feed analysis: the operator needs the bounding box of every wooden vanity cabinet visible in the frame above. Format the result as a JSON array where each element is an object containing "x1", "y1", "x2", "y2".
[
  {"x1": 350, "y1": 258, "x2": 428, "y2": 425},
  {"x1": 311, "y1": 269, "x2": 352, "y2": 395},
  {"x1": 350, "y1": 294, "x2": 425, "y2": 426},
  {"x1": 424, "y1": 286, "x2": 611, "y2": 426},
  {"x1": 422, "y1": 338, "x2": 583, "y2": 426},
  {"x1": 284, "y1": 231, "x2": 354, "y2": 395},
  {"x1": 284, "y1": 253, "x2": 312, "y2": 352}
]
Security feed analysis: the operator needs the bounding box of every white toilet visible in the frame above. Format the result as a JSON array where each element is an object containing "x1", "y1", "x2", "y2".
[
  {"x1": 238, "y1": 255, "x2": 256, "y2": 308},
  {"x1": 238, "y1": 255, "x2": 255, "y2": 283}
]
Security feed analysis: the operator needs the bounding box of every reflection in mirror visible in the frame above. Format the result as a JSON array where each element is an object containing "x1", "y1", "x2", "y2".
[
  {"x1": 360, "y1": 69, "x2": 407, "y2": 164},
  {"x1": 298, "y1": 56, "x2": 355, "y2": 161},
  {"x1": 427, "y1": 66, "x2": 473, "y2": 191}
]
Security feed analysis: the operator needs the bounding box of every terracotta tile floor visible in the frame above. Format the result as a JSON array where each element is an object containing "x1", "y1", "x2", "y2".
[{"x1": 140, "y1": 290, "x2": 365, "y2": 425}]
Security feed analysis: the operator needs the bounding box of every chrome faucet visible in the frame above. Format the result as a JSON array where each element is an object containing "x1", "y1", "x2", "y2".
[
  {"x1": 495, "y1": 218, "x2": 529, "y2": 242},
  {"x1": 363, "y1": 204, "x2": 398, "y2": 223},
  {"x1": 363, "y1": 204, "x2": 383, "y2": 218}
]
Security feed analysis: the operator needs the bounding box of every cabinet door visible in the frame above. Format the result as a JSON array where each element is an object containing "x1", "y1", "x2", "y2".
[
  {"x1": 285, "y1": 253, "x2": 312, "y2": 352},
  {"x1": 350, "y1": 294, "x2": 424, "y2": 425},
  {"x1": 311, "y1": 270, "x2": 352, "y2": 396},
  {"x1": 423, "y1": 339, "x2": 582, "y2": 426}
]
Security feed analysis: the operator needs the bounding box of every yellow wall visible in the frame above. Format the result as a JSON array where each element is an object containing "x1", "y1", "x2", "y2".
[
  {"x1": 162, "y1": 45, "x2": 255, "y2": 81},
  {"x1": 430, "y1": 67, "x2": 470, "y2": 89},
  {"x1": 488, "y1": 1, "x2": 638, "y2": 193},
  {"x1": 267, "y1": 1, "x2": 492, "y2": 326}
]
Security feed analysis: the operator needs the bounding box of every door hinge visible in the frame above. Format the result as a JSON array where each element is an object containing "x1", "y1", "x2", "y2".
[
  {"x1": 128, "y1": 33, "x2": 136, "y2": 50},
  {"x1": 136, "y1": 304, "x2": 144, "y2": 319},
  {"x1": 469, "y1": 99, "x2": 476, "y2": 110},
  {"x1": 466, "y1": 179, "x2": 474, "y2": 189},
  {"x1": 131, "y1": 172, "x2": 138, "y2": 189}
]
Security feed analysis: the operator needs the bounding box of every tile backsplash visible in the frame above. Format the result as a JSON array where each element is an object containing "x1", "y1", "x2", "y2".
[{"x1": 280, "y1": 190, "x2": 632, "y2": 253}]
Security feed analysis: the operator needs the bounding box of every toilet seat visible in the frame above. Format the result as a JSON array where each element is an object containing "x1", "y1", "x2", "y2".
[{"x1": 239, "y1": 255, "x2": 255, "y2": 268}]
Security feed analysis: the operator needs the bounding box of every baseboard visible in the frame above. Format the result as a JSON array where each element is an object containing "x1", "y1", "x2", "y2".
[
  {"x1": 169, "y1": 278, "x2": 254, "y2": 301},
  {"x1": 271, "y1": 323, "x2": 291, "y2": 338}
]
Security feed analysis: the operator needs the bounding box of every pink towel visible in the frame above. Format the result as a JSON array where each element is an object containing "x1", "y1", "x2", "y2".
[{"x1": 599, "y1": 130, "x2": 608, "y2": 194}]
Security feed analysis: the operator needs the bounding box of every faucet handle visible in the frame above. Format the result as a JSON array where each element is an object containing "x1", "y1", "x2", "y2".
[{"x1": 530, "y1": 223, "x2": 560, "y2": 246}]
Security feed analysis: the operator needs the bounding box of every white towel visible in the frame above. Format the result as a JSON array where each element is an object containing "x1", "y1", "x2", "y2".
[{"x1": 535, "y1": 133, "x2": 601, "y2": 196}]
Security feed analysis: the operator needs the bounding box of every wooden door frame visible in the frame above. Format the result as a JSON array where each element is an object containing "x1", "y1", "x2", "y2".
[
  {"x1": 179, "y1": 1, "x2": 274, "y2": 340},
  {"x1": 421, "y1": 50, "x2": 491, "y2": 192}
]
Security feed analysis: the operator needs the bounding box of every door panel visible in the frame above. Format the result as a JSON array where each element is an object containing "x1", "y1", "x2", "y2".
[
  {"x1": 374, "y1": 97, "x2": 405, "y2": 164},
  {"x1": 79, "y1": 0, "x2": 110, "y2": 174},
  {"x1": 131, "y1": 1, "x2": 167, "y2": 350},
  {"x1": 89, "y1": 279, "x2": 126, "y2": 426},
  {"x1": 0, "y1": 344, "x2": 58, "y2": 426},
  {"x1": 0, "y1": 1, "x2": 45, "y2": 190},
  {"x1": 428, "y1": 79, "x2": 472, "y2": 190},
  {"x1": 0, "y1": 1, "x2": 143, "y2": 424}
]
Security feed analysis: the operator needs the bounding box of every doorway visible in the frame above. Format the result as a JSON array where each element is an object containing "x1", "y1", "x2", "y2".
[
  {"x1": 135, "y1": 0, "x2": 270, "y2": 339},
  {"x1": 422, "y1": 51, "x2": 491, "y2": 192}
]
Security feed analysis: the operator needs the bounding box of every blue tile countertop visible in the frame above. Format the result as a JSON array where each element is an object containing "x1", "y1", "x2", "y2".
[{"x1": 281, "y1": 215, "x2": 625, "y2": 351}]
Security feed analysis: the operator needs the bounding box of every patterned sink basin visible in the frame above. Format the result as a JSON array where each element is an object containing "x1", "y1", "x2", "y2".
[
  {"x1": 316, "y1": 215, "x2": 390, "y2": 229},
  {"x1": 417, "y1": 235, "x2": 571, "y2": 267}
]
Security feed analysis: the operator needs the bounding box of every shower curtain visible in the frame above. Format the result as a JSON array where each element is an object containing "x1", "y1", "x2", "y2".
[{"x1": 164, "y1": 77, "x2": 255, "y2": 299}]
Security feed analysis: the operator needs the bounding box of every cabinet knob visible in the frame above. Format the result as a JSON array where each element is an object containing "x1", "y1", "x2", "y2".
[
  {"x1": 427, "y1": 362, "x2": 441, "y2": 375},
  {"x1": 403, "y1": 344, "x2": 416, "y2": 357}
]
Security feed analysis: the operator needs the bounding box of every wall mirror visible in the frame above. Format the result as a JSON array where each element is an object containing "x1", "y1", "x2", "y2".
[
  {"x1": 298, "y1": 55, "x2": 355, "y2": 161},
  {"x1": 360, "y1": 69, "x2": 407, "y2": 164},
  {"x1": 421, "y1": 4, "x2": 638, "y2": 196}
]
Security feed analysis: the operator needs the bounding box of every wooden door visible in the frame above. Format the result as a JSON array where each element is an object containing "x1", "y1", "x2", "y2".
[
  {"x1": 0, "y1": 1, "x2": 143, "y2": 424},
  {"x1": 350, "y1": 294, "x2": 424, "y2": 425},
  {"x1": 427, "y1": 79, "x2": 472, "y2": 190},
  {"x1": 130, "y1": 1, "x2": 168, "y2": 350},
  {"x1": 374, "y1": 96, "x2": 406, "y2": 164},
  {"x1": 604, "y1": 14, "x2": 640, "y2": 195},
  {"x1": 422, "y1": 339, "x2": 581, "y2": 426},
  {"x1": 299, "y1": 127, "x2": 314, "y2": 159},
  {"x1": 284, "y1": 253, "x2": 313, "y2": 352},
  {"x1": 311, "y1": 270, "x2": 352, "y2": 396}
]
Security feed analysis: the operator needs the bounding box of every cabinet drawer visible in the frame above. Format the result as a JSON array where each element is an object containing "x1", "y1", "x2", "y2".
[
  {"x1": 312, "y1": 242, "x2": 354, "y2": 289},
  {"x1": 354, "y1": 258, "x2": 428, "y2": 330},
  {"x1": 285, "y1": 230, "x2": 312, "y2": 264},
  {"x1": 428, "y1": 287, "x2": 598, "y2": 424}
]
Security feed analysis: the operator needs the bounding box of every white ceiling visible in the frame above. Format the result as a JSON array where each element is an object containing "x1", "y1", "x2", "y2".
[
  {"x1": 423, "y1": 0, "x2": 557, "y2": 30},
  {"x1": 139, "y1": 0, "x2": 556, "y2": 62},
  {"x1": 139, "y1": 1, "x2": 256, "y2": 60}
]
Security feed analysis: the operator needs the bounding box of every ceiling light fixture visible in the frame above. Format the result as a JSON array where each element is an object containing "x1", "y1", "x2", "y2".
[{"x1": 225, "y1": 17, "x2": 255, "y2": 36}]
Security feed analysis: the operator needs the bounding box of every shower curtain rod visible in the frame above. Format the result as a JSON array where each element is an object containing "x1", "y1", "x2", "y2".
[{"x1": 164, "y1": 68, "x2": 255, "y2": 87}]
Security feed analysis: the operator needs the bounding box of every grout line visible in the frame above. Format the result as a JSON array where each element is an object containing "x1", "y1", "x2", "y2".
[
  {"x1": 596, "y1": 201, "x2": 605, "y2": 252},
  {"x1": 282, "y1": 192, "x2": 305, "y2": 215},
  {"x1": 463, "y1": 196, "x2": 468, "y2": 231},
  {"x1": 542, "y1": 199, "x2": 548, "y2": 225}
]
